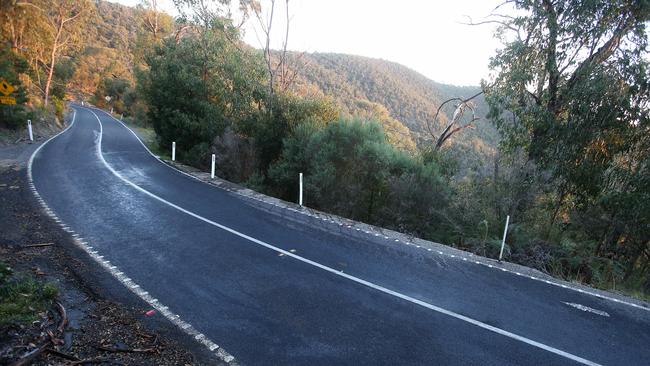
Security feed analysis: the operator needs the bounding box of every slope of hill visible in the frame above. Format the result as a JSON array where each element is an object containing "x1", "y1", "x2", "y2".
[
  {"x1": 68, "y1": 1, "x2": 173, "y2": 96},
  {"x1": 287, "y1": 53, "x2": 499, "y2": 164},
  {"x1": 67, "y1": 1, "x2": 498, "y2": 166}
]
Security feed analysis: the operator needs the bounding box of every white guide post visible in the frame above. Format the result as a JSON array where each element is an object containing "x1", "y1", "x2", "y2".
[
  {"x1": 120, "y1": 113, "x2": 123, "y2": 121},
  {"x1": 299, "y1": 172, "x2": 303, "y2": 206},
  {"x1": 172, "y1": 141, "x2": 176, "y2": 161},
  {"x1": 211, "y1": 154, "x2": 216, "y2": 179},
  {"x1": 498, "y1": 215, "x2": 510, "y2": 262},
  {"x1": 27, "y1": 120, "x2": 33, "y2": 141},
  {"x1": 110, "y1": 107, "x2": 113, "y2": 114}
]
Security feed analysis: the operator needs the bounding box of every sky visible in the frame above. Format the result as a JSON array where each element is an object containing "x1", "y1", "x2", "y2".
[{"x1": 109, "y1": 0, "x2": 505, "y2": 86}]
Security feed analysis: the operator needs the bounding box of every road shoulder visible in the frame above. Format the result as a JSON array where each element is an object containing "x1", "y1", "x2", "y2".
[{"x1": 0, "y1": 132, "x2": 221, "y2": 365}]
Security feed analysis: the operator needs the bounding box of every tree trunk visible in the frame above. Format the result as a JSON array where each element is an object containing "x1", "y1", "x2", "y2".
[
  {"x1": 547, "y1": 184, "x2": 566, "y2": 238},
  {"x1": 44, "y1": 21, "x2": 63, "y2": 107},
  {"x1": 44, "y1": 46, "x2": 56, "y2": 106}
]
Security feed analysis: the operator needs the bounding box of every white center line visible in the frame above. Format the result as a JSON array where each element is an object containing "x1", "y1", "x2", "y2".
[{"x1": 86, "y1": 108, "x2": 602, "y2": 366}]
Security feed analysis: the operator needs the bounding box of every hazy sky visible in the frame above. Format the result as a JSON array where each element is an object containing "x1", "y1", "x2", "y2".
[{"x1": 109, "y1": 0, "x2": 504, "y2": 86}]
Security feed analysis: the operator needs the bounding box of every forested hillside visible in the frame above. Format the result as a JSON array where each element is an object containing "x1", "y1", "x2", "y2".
[
  {"x1": 0, "y1": 0, "x2": 173, "y2": 126},
  {"x1": 88, "y1": 3, "x2": 501, "y2": 163},
  {"x1": 3, "y1": 0, "x2": 497, "y2": 165},
  {"x1": 68, "y1": 1, "x2": 144, "y2": 95},
  {"x1": 289, "y1": 52, "x2": 498, "y2": 149},
  {"x1": 280, "y1": 52, "x2": 500, "y2": 171}
]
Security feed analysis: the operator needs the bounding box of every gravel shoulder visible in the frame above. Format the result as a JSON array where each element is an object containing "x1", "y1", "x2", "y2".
[{"x1": 0, "y1": 131, "x2": 219, "y2": 365}]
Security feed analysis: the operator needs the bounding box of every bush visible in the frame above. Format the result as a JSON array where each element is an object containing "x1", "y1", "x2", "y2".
[
  {"x1": 51, "y1": 96, "x2": 65, "y2": 121},
  {"x1": 268, "y1": 118, "x2": 451, "y2": 237},
  {"x1": 0, "y1": 46, "x2": 30, "y2": 129},
  {"x1": 212, "y1": 127, "x2": 258, "y2": 183},
  {"x1": 143, "y1": 32, "x2": 265, "y2": 167},
  {"x1": 241, "y1": 93, "x2": 339, "y2": 173}
]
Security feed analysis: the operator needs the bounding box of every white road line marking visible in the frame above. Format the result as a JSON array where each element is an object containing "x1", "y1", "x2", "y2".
[
  {"x1": 87, "y1": 109, "x2": 603, "y2": 366},
  {"x1": 563, "y1": 302, "x2": 610, "y2": 317},
  {"x1": 29, "y1": 108, "x2": 235, "y2": 364}
]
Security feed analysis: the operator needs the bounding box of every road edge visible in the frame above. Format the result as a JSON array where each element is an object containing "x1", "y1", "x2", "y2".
[
  {"x1": 28, "y1": 108, "x2": 238, "y2": 365},
  {"x1": 93, "y1": 106, "x2": 650, "y2": 313}
]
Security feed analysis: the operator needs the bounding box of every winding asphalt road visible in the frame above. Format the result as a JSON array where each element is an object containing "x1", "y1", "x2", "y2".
[{"x1": 29, "y1": 105, "x2": 650, "y2": 365}]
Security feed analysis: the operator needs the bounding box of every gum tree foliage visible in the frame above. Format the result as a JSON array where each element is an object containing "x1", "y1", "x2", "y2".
[
  {"x1": 41, "y1": 0, "x2": 94, "y2": 106},
  {"x1": 0, "y1": 46, "x2": 30, "y2": 128},
  {"x1": 142, "y1": 17, "x2": 265, "y2": 166},
  {"x1": 485, "y1": 0, "x2": 650, "y2": 286},
  {"x1": 243, "y1": 93, "x2": 339, "y2": 172},
  {"x1": 93, "y1": 77, "x2": 131, "y2": 113},
  {"x1": 0, "y1": 0, "x2": 93, "y2": 112},
  {"x1": 268, "y1": 119, "x2": 451, "y2": 238}
]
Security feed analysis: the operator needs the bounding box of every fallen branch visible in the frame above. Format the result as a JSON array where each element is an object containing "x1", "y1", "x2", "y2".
[
  {"x1": 10, "y1": 341, "x2": 51, "y2": 366},
  {"x1": 96, "y1": 345, "x2": 156, "y2": 354},
  {"x1": 56, "y1": 301, "x2": 68, "y2": 333}
]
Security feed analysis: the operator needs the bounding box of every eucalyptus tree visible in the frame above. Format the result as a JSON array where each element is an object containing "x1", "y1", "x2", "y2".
[
  {"x1": 143, "y1": 11, "x2": 265, "y2": 166},
  {"x1": 42, "y1": 0, "x2": 93, "y2": 106},
  {"x1": 483, "y1": 0, "x2": 649, "y2": 283}
]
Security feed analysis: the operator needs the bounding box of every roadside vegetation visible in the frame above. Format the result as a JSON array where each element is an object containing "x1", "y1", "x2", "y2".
[
  {"x1": 0, "y1": 262, "x2": 58, "y2": 325},
  {"x1": 2, "y1": 0, "x2": 648, "y2": 299}
]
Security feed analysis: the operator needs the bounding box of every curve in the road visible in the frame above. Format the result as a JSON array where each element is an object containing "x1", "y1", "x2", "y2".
[
  {"x1": 27, "y1": 105, "x2": 650, "y2": 365},
  {"x1": 84, "y1": 108, "x2": 604, "y2": 366}
]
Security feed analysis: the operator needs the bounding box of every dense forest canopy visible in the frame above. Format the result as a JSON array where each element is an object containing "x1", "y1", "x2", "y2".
[{"x1": 1, "y1": 0, "x2": 648, "y2": 299}]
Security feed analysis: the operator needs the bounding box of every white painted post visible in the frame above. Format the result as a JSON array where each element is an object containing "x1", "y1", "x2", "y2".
[
  {"x1": 171, "y1": 141, "x2": 176, "y2": 161},
  {"x1": 498, "y1": 215, "x2": 510, "y2": 262},
  {"x1": 211, "y1": 154, "x2": 216, "y2": 179},
  {"x1": 120, "y1": 113, "x2": 123, "y2": 121},
  {"x1": 299, "y1": 172, "x2": 303, "y2": 206},
  {"x1": 81, "y1": 101, "x2": 84, "y2": 106},
  {"x1": 27, "y1": 120, "x2": 33, "y2": 141},
  {"x1": 110, "y1": 107, "x2": 113, "y2": 114}
]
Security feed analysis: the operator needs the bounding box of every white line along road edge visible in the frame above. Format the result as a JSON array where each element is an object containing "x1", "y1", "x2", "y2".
[
  {"x1": 90, "y1": 106, "x2": 649, "y2": 314},
  {"x1": 28, "y1": 107, "x2": 237, "y2": 365},
  {"x1": 84, "y1": 108, "x2": 604, "y2": 366}
]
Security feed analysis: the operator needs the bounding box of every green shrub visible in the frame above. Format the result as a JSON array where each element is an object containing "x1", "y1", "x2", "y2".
[
  {"x1": 268, "y1": 118, "x2": 452, "y2": 238},
  {"x1": 0, "y1": 262, "x2": 58, "y2": 325}
]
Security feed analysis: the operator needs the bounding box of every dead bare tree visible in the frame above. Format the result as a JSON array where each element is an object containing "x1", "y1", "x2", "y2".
[
  {"x1": 251, "y1": 0, "x2": 294, "y2": 109},
  {"x1": 427, "y1": 90, "x2": 483, "y2": 151}
]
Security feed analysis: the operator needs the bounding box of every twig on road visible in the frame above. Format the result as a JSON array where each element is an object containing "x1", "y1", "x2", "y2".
[{"x1": 21, "y1": 242, "x2": 54, "y2": 249}]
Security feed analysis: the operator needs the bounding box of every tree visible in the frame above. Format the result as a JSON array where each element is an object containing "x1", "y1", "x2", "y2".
[
  {"x1": 250, "y1": 0, "x2": 305, "y2": 108},
  {"x1": 141, "y1": 0, "x2": 161, "y2": 41},
  {"x1": 134, "y1": 0, "x2": 174, "y2": 65},
  {"x1": 0, "y1": 1, "x2": 47, "y2": 53},
  {"x1": 143, "y1": 22, "x2": 265, "y2": 166},
  {"x1": 426, "y1": 91, "x2": 482, "y2": 151},
  {"x1": 42, "y1": 0, "x2": 93, "y2": 106},
  {"x1": 484, "y1": 0, "x2": 650, "y2": 287},
  {"x1": 268, "y1": 118, "x2": 451, "y2": 237}
]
